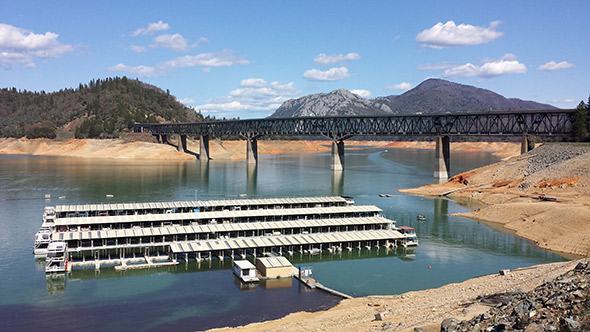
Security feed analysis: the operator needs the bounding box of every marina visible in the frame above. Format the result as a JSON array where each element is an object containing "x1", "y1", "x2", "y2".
[
  {"x1": 1, "y1": 149, "x2": 568, "y2": 332},
  {"x1": 35, "y1": 196, "x2": 415, "y2": 273}
]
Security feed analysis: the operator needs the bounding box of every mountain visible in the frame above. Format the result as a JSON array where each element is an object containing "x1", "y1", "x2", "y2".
[
  {"x1": 269, "y1": 79, "x2": 557, "y2": 118},
  {"x1": 0, "y1": 77, "x2": 202, "y2": 139},
  {"x1": 271, "y1": 88, "x2": 389, "y2": 118}
]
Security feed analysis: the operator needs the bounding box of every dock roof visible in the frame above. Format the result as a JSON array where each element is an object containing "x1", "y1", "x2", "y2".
[
  {"x1": 257, "y1": 257, "x2": 292, "y2": 268},
  {"x1": 53, "y1": 205, "x2": 381, "y2": 227},
  {"x1": 51, "y1": 216, "x2": 393, "y2": 241},
  {"x1": 169, "y1": 230, "x2": 405, "y2": 254},
  {"x1": 54, "y1": 196, "x2": 346, "y2": 213}
]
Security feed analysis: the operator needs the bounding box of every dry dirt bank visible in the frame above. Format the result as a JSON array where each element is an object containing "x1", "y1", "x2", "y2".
[
  {"x1": 401, "y1": 143, "x2": 590, "y2": 257},
  {"x1": 0, "y1": 137, "x2": 519, "y2": 161},
  {"x1": 205, "y1": 260, "x2": 583, "y2": 332}
]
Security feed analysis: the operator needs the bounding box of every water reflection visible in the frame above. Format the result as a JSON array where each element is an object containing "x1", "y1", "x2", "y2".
[
  {"x1": 199, "y1": 161, "x2": 210, "y2": 190},
  {"x1": 331, "y1": 171, "x2": 343, "y2": 196},
  {"x1": 246, "y1": 163, "x2": 257, "y2": 196}
]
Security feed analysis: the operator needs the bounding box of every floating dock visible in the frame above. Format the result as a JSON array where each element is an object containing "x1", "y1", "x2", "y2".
[{"x1": 34, "y1": 196, "x2": 417, "y2": 272}]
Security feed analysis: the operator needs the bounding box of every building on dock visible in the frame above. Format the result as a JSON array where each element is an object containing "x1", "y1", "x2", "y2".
[
  {"x1": 256, "y1": 257, "x2": 293, "y2": 278},
  {"x1": 34, "y1": 196, "x2": 415, "y2": 272}
]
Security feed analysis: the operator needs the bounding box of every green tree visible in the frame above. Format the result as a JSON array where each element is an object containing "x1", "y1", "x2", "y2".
[{"x1": 572, "y1": 100, "x2": 589, "y2": 141}]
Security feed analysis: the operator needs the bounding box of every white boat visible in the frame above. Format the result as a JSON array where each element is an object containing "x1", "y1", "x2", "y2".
[
  {"x1": 233, "y1": 260, "x2": 259, "y2": 282},
  {"x1": 398, "y1": 226, "x2": 419, "y2": 246},
  {"x1": 45, "y1": 242, "x2": 69, "y2": 273},
  {"x1": 34, "y1": 228, "x2": 52, "y2": 255}
]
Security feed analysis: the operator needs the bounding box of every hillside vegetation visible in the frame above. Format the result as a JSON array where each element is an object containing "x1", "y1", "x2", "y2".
[{"x1": 0, "y1": 77, "x2": 202, "y2": 139}]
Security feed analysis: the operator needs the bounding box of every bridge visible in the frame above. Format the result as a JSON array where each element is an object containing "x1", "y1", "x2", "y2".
[{"x1": 134, "y1": 109, "x2": 574, "y2": 178}]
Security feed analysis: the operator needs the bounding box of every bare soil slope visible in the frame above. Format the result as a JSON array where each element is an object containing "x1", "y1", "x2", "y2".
[{"x1": 401, "y1": 143, "x2": 590, "y2": 256}]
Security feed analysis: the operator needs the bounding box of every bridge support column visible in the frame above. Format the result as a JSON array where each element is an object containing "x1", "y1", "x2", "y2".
[
  {"x1": 521, "y1": 135, "x2": 535, "y2": 154},
  {"x1": 331, "y1": 140, "x2": 344, "y2": 171},
  {"x1": 246, "y1": 138, "x2": 258, "y2": 164},
  {"x1": 434, "y1": 135, "x2": 450, "y2": 179},
  {"x1": 161, "y1": 134, "x2": 168, "y2": 144},
  {"x1": 177, "y1": 135, "x2": 187, "y2": 153},
  {"x1": 199, "y1": 135, "x2": 210, "y2": 161}
]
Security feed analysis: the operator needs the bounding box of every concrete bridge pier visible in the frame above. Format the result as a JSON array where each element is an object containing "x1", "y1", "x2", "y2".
[
  {"x1": 177, "y1": 135, "x2": 187, "y2": 153},
  {"x1": 434, "y1": 135, "x2": 450, "y2": 179},
  {"x1": 521, "y1": 135, "x2": 535, "y2": 154},
  {"x1": 246, "y1": 137, "x2": 258, "y2": 164},
  {"x1": 199, "y1": 135, "x2": 210, "y2": 161},
  {"x1": 158, "y1": 134, "x2": 168, "y2": 144},
  {"x1": 331, "y1": 140, "x2": 345, "y2": 171}
]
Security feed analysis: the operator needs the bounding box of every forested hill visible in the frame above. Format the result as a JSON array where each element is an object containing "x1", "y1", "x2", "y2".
[{"x1": 0, "y1": 77, "x2": 202, "y2": 139}]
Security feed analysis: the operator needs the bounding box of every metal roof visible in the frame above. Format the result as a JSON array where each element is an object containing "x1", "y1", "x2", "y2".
[
  {"x1": 51, "y1": 216, "x2": 392, "y2": 241},
  {"x1": 54, "y1": 196, "x2": 346, "y2": 213},
  {"x1": 234, "y1": 260, "x2": 256, "y2": 270},
  {"x1": 54, "y1": 205, "x2": 381, "y2": 227},
  {"x1": 257, "y1": 257, "x2": 292, "y2": 268},
  {"x1": 169, "y1": 230, "x2": 404, "y2": 254}
]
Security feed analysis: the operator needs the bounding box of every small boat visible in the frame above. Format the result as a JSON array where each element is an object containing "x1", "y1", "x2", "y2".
[
  {"x1": 379, "y1": 194, "x2": 393, "y2": 197},
  {"x1": 233, "y1": 260, "x2": 259, "y2": 282},
  {"x1": 106, "y1": 194, "x2": 114, "y2": 198},
  {"x1": 417, "y1": 215, "x2": 426, "y2": 221},
  {"x1": 397, "y1": 226, "x2": 419, "y2": 247}
]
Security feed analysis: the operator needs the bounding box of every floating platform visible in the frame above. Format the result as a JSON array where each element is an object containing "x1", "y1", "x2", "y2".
[{"x1": 34, "y1": 196, "x2": 416, "y2": 272}]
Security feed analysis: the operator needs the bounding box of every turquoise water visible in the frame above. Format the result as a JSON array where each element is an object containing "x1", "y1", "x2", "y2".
[{"x1": 0, "y1": 147, "x2": 567, "y2": 331}]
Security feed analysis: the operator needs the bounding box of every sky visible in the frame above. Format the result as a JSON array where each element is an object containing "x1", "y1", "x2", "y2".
[{"x1": 1, "y1": 1, "x2": 589, "y2": 119}]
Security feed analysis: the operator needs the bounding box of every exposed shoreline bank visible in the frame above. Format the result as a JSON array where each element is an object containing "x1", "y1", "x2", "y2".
[{"x1": 0, "y1": 136, "x2": 520, "y2": 161}]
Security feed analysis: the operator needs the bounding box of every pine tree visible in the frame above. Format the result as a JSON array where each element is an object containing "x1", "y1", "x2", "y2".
[{"x1": 572, "y1": 100, "x2": 589, "y2": 141}]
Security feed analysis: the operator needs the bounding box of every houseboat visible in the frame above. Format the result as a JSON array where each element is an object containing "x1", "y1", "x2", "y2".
[
  {"x1": 45, "y1": 242, "x2": 69, "y2": 273},
  {"x1": 398, "y1": 226, "x2": 418, "y2": 246},
  {"x1": 233, "y1": 260, "x2": 259, "y2": 282}
]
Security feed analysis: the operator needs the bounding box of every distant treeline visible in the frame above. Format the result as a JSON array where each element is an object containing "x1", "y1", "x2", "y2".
[
  {"x1": 0, "y1": 76, "x2": 203, "y2": 139},
  {"x1": 573, "y1": 96, "x2": 590, "y2": 141}
]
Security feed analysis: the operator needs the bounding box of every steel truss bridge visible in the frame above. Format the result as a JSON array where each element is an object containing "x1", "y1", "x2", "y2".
[
  {"x1": 134, "y1": 109, "x2": 574, "y2": 177},
  {"x1": 135, "y1": 110, "x2": 574, "y2": 140}
]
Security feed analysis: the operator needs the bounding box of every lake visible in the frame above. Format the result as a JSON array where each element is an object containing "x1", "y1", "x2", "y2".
[{"x1": 0, "y1": 146, "x2": 567, "y2": 331}]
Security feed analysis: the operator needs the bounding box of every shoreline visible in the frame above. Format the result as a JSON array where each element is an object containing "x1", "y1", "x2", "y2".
[
  {"x1": 0, "y1": 137, "x2": 520, "y2": 161},
  {"x1": 204, "y1": 259, "x2": 583, "y2": 332}
]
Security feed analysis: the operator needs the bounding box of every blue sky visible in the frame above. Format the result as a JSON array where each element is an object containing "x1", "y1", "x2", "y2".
[{"x1": 1, "y1": 1, "x2": 588, "y2": 119}]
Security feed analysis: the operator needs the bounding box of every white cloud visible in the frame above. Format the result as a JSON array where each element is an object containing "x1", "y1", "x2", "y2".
[
  {"x1": 417, "y1": 62, "x2": 460, "y2": 70},
  {"x1": 417, "y1": 20, "x2": 503, "y2": 48},
  {"x1": 107, "y1": 63, "x2": 156, "y2": 76},
  {"x1": 130, "y1": 45, "x2": 147, "y2": 53},
  {"x1": 314, "y1": 52, "x2": 360, "y2": 65},
  {"x1": 537, "y1": 61, "x2": 574, "y2": 71},
  {"x1": 150, "y1": 33, "x2": 188, "y2": 52},
  {"x1": 350, "y1": 89, "x2": 372, "y2": 98},
  {"x1": 303, "y1": 67, "x2": 351, "y2": 81},
  {"x1": 385, "y1": 82, "x2": 414, "y2": 92},
  {"x1": 443, "y1": 54, "x2": 527, "y2": 78},
  {"x1": 194, "y1": 79, "x2": 301, "y2": 116},
  {"x1": 179, "y1": 98, "x2": 195, "y2": 105},
  {"x1": 131, "y1": 20, "x2": 170, "y2": 37},
  {"x1": 0, "y1": 23, "x2": 73, "y2": 68},
  {"x1": 241, "y1": 78, "x2": 267, "y2": 88},
  {"x1": 108, "y1": 50, "x2": 249, "y2": 77}
]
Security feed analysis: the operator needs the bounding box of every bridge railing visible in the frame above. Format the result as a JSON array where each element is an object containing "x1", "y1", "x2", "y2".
[{"x1": 134, "y1": 110, "x2": 574, "y2": 138}]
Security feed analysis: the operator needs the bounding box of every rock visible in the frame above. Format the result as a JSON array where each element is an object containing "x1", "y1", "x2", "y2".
[
  {"x1": 561, "y1": 317, "x2": 580, "y2": 331},
  {"x1": 440, "y1": 318, "x2": 459, "y2": 332},
  {"x1": 374, "y1": 311, "x2": 387, "y2": 321},
  {"x1": 575, "y1": 262, "x2": 587, "y2": 270}
]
